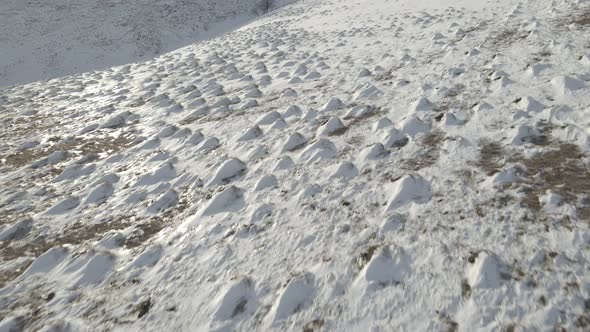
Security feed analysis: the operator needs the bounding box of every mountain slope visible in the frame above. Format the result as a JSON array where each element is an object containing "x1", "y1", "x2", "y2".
[
  {"x1": 0, "y1": 0, "x2": 263, "y2": 87},
  {"x1": 1, "y1": 0, "x2": 590, "y2": 330}
]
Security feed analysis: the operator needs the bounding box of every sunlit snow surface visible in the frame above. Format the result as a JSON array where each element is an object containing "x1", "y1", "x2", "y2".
[{"x1": 1, "y1": 0, "x2": 590, "y2": 330}]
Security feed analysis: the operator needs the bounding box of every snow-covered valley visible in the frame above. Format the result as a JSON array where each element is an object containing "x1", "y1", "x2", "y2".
[{"x1": 1, "y1": 0, "x2": 590, "y2": 330}]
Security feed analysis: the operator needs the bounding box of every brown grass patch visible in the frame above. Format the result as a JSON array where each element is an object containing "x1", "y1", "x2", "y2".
[
  {"x1": 303, "y1": 319, "x2": 325, "y2": 332},
  {"x1": 0, "y1": 186, "x2": 193, "y2": 287},
  {"x1": 402, "y1": 130, "x2": 445, "y2": 171},
  {"x1": 0, "y1": 218, "x2": 130, "y2": 287},
  {"x1": 356, "y1": 244, "x2": 379, "y2": 269},
  {"x1": 571, "y1": 8, "x2": 590, "y2": 26},
  {"x1": 1, "y1": 132, "x2": 137, "y2": 170},
  {"x1": 488, "y1": 28, "x2": 529, "y2": 49},
  {"x1": 512, "y1": 143, "x2": 590, "y2": 219},
  {"x1": 474, "y1": 140, "x2": 504, "y2": 176},
  {"x1": 473, "y1": 134, "x2": 590, "y2": 220}
]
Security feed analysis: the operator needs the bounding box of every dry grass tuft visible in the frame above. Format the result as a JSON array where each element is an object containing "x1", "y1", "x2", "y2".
[{"x1": 402, "y1": 130, "x2": 445, "y2": 171}]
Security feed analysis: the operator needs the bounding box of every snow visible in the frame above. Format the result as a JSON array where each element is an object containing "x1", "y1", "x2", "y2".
[
  {"x1": 207, "y1": 158, "x2": 247, "y2": 187},
  {"x1": 84, "y1": 182, "x2": 115, "y2": 205},
  {"x1": 254, "y1": 174, "x2": 278, "y2": 191},
  {"x1": 320, "y1": 97, "x2": 345, "y2": 112},
  {"x1": 0, "y1": 0, "x2": 266, "y2": 87},
  {"x1": 281, "y1": 132, "x2": 307, "y2": 152},
  {"x1": 212, "y1": 277, "x2": 256, "y2": 321},
  {"x1": 318, "y1": 116, "x2": 347, "y2": 136},
  {"x1": 357, "y1": 246, "x2": 411, "y2": 289},
  {"x1": 466, "y1": 252, "x2": 504, "y2": 289},
  {"x1": 385, "y1": 175, "x2": 432, "y2": 211},
  {"x1": 364, "y1": 143, "x2": 388, "y2": 160},
  {"x1": 1, "y1": 0, "x2": 590, "y2": 330},
  {"x1": 0, "y1": 218, "x2": 32, "y2": 241},
  {"x1": 268, "y1": 273, "x2": 314, "y2": 324},
  {"x1": 199, "y1": 186, "x2": 245, "y2": 216}
]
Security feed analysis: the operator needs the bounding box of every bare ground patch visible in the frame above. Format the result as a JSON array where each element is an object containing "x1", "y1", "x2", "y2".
[
  {"x1": 474, "y1": 140, "x2": 504, "y2": 176},
  {"x1": 0, "y1": 185, "x2": 194, "y2": 287},
  {"x1": 0, "y1": 217, "x2": 130, "y2": 288},
  {"x1": 474, "y1": 137, "x2": 590, "y2": 220},
  {"x1": 401, "y1": 130, "x2": 445, "y2": 171},
  {"x1": 570, "y1": 7, "x2": 590, "y2": 26},
  {"x1": 510, "y1": 143, "x2": 590, "y2": 220},
  {"x1": 487, "y1": 28, "x2": 530, "y2": 49},
  {"x1": 1, "y1": 132, "x2": 137, "y2": 170}
]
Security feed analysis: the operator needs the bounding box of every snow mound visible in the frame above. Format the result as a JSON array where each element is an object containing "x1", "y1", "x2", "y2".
[
  {"x1": 551, "y1": 76, "x2": 585, "y2": 95},
  {"x1": 268, "y1": 273, "x2": 314, "y2": 324},
  {"x1": 200, "y1": 186, "x2": 245, "y2": 216},
  {"x1": 466, "y1": 252, "x2": 506, "y2": 289},
  {"x1": 208, "y1": 158, "x2": 247, "y2": 187},
  {"x1": 386, "y1": 174, "x2": 431, "y2": 211},
  {"x1": 213, "y1": 277, "x2": 257, "y2": 321}
]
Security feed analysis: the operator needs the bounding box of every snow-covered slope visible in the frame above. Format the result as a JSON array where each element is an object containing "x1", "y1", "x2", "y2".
[
  {"x1": 1, "y1": 0, "x2": 590, "y2": 330},
  {"x1": 0, "y1": 0, "x2": 263, "y2": 87}
]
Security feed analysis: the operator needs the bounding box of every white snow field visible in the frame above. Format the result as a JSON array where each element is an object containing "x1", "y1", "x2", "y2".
[
  {"x1": 0, "y1": 0, "x2": 265, "y2": 87},
  {"x1": 1, "y1": 0, "x2": 590, "y2": 330}
]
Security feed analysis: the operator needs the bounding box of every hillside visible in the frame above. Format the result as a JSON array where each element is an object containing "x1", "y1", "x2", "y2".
[
  {"x1": 1, "y1": 0, "x2": 590, "y2": 330},
  {"x1": 0, "y1": 0, "x2": 263, "y2": 87}
]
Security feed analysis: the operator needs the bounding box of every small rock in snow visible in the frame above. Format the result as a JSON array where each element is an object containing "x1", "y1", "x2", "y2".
[
  {"x1": 299, "y1": 138, "x2": 338, "y2": 163},
  {"x1": 365, "y1": 246, "x2": 410, "y2": 284},
  {"x1": 269, "y1": 118, "x2": 288, "y2": 130},
  {"x1": 157, "y1": 125, "x2": 179, "y2": 138},
  {"x1": 148, "y1": 189, "x2": 179, "y2": 213},
  {"x1": 240, "y1": 98, "x2": 258, "y2": 110},
  {"x1": 0, "y1": 218, "x2": 33, "y2": 241},
  {"x1": 344, "y1": 105, "x2": 374, "y2": 120},
  {"x1": 282, "y1": 88, "x2": 297, "y2": 97},
  {"x1": 100, "y1": 114, "x2": 126, "y2": 129},
  {"x1": 517, "y1": 96, "x2": 545, "y2": 113}
]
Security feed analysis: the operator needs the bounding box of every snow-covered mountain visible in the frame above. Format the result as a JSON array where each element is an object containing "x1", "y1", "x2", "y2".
[
  {"x1": 0, "y1": 0, "x2": 264, "y2": 87},
  {"x1": 1, "y1": 0, "x2": 590, "y2": 331}
]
